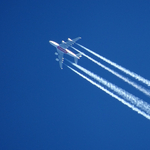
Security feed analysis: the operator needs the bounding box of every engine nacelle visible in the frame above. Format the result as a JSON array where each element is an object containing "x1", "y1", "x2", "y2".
[
  {"x1": 62, "y1": 40, "x2": 66, "y2": 43},
  {"x1": 56, "y1": 58, "x2": 59, "y2": 61},
  {"x1": 68, "y1": 38, "x2": 72, "y2": 41},
  {"x1": 55, "y1": 52, "x2": 58, "y2": 55}
]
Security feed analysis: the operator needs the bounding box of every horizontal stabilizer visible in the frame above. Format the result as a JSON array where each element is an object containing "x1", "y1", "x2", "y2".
[{"x1": 76, "y1": 53, "x2": 82, "y2": 58}]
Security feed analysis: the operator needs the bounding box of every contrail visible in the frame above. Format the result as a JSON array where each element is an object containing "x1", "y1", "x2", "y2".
[
  {"x1": 68, "y1": 62, "x2": 150, "y2": 115},
  {"x1": 76, "y1": 43, "x2": 150, "y2": 87},
  {"x1": 66, "y1": 65, "x2": 150, "y2": 120},
  {"x1": 71, "y1": 47, "x2": 150, "y2": 97}
]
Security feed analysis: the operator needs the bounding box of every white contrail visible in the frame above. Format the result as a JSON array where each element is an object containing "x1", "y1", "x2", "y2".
[
  {"x1": 67, "y1": 65, "x2": 150, "y2": 120},
  {"x1": 76, "y1": 43, "x2": 150, "y2": 87},
  {"x1": 69, "y1": 62, "x2": 150, "y2": 115},
  {"x1": 71, "y1": 47, "x2": 150, "y2": 97}
]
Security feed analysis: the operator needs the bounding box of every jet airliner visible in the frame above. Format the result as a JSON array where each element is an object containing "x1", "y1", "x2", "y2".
[{"x1": 49, "y1": 37, "x2": 82, "y2": 69}]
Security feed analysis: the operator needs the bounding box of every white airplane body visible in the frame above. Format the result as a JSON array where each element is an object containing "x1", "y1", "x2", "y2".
[{"x1": 49, "y1": 37, "x2": 81, "y2": 69}]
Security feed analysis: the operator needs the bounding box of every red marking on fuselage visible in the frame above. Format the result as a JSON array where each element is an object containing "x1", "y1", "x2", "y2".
[{"x1": 57, "y1": 46, "x2": 68, "y2": 54}]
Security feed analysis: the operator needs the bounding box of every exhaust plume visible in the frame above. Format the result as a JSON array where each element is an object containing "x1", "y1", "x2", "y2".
[
  {"x1": 76, "y1": 43, "x2": 150, "y2": 87},
  {"x1": 69, "y1": 62, "x2": 150, "y2": 115},
  {"x1": 71, "y1": 47, "x2": 150, "y2": 97},
  {"x1": 67, "y1": 65, "x2": 150, "y2": 120}
]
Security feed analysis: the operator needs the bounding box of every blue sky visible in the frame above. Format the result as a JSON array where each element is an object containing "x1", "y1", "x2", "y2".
[{"x1": 1, "y1": 0, "x2": 150, "y2": 149}]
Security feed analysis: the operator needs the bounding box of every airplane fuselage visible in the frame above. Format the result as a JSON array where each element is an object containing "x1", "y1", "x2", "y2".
[
  {"x1": 49, "y1": 41, "x2": 79, "y2": 59},
  {"x1": 49, "y1": 37, "x2": 81, "y2": 69}
]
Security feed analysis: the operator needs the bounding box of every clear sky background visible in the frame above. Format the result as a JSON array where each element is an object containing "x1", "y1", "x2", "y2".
[{"x1": 1, "y1": 0, "x2": 150, "y2": 149}]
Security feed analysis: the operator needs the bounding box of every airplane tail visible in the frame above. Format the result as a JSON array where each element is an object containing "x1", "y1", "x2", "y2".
[{"x1": 74, "y1": 53, "x2": 82, "y2": 64}]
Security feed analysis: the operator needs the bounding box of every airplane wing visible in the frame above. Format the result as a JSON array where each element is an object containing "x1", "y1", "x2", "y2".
[
  {"x1": 59, "y1": 37, "x2": 81, "y2": 49},
  {"x1": 57, "y1": 50, "x2": 64, "y2": 69}
]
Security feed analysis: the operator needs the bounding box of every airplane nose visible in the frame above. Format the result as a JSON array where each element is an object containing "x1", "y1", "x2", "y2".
[
  {"x1": 49, "y1": 40, "x2": 53, "y2": 44},
  {"x1": 49, "y1": 40, "x2": 55, "y2": 46},
  {"x1": 49, "y1": 40, "x2": 59, "y2": 47}
]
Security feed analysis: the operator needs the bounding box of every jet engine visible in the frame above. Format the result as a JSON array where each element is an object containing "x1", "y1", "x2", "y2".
[
  {"x1": 55, "y1": 52, "x2": 58, "y2": 55},
  {"x1": 68, "y1": 38, "x2": 72, "y2": 41},
  {"x1": 56, "y1": 58, "x2": 59, "y2": 61},
  {"x1": 62, "y1": 40, "x2": 66, "y2": 43}
]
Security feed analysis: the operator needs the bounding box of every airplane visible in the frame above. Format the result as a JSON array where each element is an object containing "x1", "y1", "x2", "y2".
[{"x1": 49, "y1": 37, "x2": 82, "y2": 69}]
